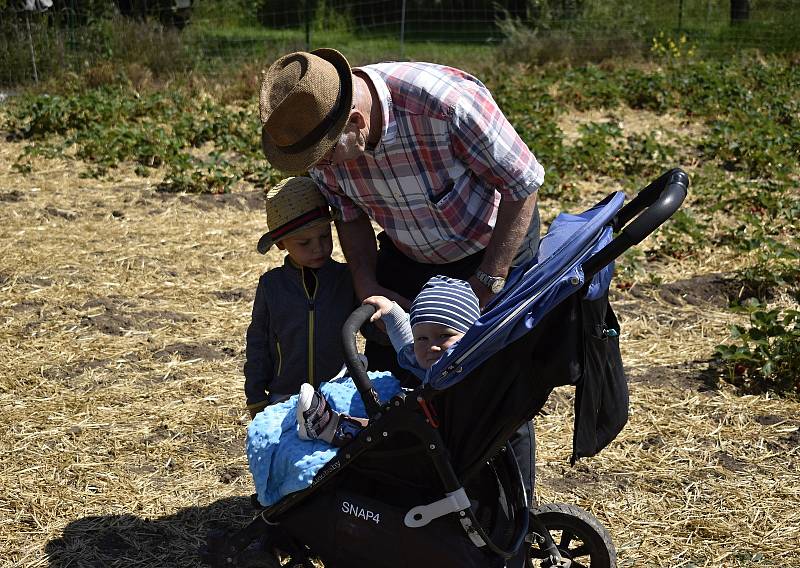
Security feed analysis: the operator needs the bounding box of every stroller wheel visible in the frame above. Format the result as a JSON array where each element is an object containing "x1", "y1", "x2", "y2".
[{"x1": 525, "y1": 503, "x2": 616, "y2": 568}]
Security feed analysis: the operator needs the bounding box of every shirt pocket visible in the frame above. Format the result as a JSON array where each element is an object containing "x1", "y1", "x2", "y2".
[
  {"x1": 429, "y1": 179, "x2": 455, "y2": 205},
  {"x1": 428, "y1": 177, "x2": 472, "y2": 227}
]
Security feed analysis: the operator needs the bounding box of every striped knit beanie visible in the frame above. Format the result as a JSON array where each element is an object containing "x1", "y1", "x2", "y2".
[{"x1": 410, "y1": 276, "x2": 481, "y2": 334}]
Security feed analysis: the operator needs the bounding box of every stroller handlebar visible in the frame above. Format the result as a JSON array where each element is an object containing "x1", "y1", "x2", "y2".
[
  {"x1": 342, "y1": 303, "x2": 383, "y2": 418},
  {"x1": 582, "y1": 168, "x2": 689, "y2": 280}
]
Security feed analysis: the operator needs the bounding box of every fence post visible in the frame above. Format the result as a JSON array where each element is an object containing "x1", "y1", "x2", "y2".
[
  {"x1": 400, "y1": 0, "x2": 406, "y2": 59},
  {"x1": 730, "y1": 0, "x2": 750, "y2": 24},
  {"x1": 677, "y1": 0, "x2": 684, "y2": 32},
  {"x1": 26, "y1": 12, "x2": 39, "y2": 84},
  {"x1": 305, "y1": 0, "x2": 312, "y2": 51}
]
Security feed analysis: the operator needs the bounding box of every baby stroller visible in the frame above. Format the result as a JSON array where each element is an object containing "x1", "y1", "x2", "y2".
[{"x1": 203, "y1": 169, "x2": 689, "y2": 568}]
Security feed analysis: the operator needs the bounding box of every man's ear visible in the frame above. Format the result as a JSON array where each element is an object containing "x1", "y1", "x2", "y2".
[{"x1": 349, "y1": 108, "x2": 367, "y2": 129}]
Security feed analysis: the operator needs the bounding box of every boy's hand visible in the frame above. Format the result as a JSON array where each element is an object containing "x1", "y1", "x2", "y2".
[
  {"x1": 362, "y1": 296, "x2": 395, "y2": 322},
  {"x1": 248, "y1": 400, "x2": 268, "y2": 419}
]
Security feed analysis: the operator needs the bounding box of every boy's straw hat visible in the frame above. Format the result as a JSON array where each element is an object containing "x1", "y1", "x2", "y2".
[
  {"x1": 259, "y1": 48, "x2": 353, "y2": 174},
  {"x1": 257, "y1": 177, "x2": 332, "y2": 254}
]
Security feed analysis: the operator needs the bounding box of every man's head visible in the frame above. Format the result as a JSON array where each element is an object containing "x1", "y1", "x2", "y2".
[
  {"x1": 257, "y1": 177, "x2": 333, "y2": 269},
  {"x1": 409, "y1": 276, "x2": 481, "y2": 369},
  {"x1": 259, "y1": 48, "x2": 364, "y2": 174}
]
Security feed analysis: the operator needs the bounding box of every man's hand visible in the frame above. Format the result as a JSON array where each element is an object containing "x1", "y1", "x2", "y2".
[
  {"x1": 471, "y1": 192, "x2": 538, "y2": 309},
  {"x1": 468, "y1": 275, "x2": 495, "y2": 309},
  {"x1": 336, "y1": 216, "x2": 412, "y2": 310}
]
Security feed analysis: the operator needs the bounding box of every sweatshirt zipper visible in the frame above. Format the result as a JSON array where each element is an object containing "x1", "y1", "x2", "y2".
[
  {"x1": 301, "y1": 267, "x2": 319, "y2": 385},
  {"x1": 275, "y1": 339, "x2": 282, "y2": 377}
]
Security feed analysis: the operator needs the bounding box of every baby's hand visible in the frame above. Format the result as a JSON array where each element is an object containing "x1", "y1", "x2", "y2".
[{"x1": 362, "y1": 296, "x2": 395, "y2": 322}]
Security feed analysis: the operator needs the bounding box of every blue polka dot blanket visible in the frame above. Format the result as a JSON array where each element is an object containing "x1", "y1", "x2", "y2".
[{"x1": 247, "y1": 372, "x2": 402, "y2": 507}]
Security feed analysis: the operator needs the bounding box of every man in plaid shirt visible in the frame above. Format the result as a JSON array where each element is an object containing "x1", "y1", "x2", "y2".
[
  {"x1": 259, "y1": 48, "x2": 543, "y2": 319},
  {"x1": 259, "y1": 49, "x2": 541, "y2": 530}
]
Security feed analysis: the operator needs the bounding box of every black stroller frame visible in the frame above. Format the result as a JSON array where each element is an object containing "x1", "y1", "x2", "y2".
[{"x1": 203, "y1": 169, "x2": 689, "y2": 568}]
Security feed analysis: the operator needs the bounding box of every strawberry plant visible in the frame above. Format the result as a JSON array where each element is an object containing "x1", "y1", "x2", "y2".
[{"x1": 716, "y1": 303, "x2": 800, "y2": 398}]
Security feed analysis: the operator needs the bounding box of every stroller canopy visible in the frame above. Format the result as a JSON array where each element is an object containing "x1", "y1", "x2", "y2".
[{"x1": 422, "y1": 191, "x2": 626, "y2": 390}]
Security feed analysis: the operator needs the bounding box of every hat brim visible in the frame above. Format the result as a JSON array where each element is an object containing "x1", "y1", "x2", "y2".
[
  {"x1": 262, "y1": 49, "x2": 353, "y2": 175},
  {"x1": 256, "y1": 232, "x2": 274, "y2": 255},
  {"x1": 257, "y1": 216, "x2": 332, "y2": 255}
]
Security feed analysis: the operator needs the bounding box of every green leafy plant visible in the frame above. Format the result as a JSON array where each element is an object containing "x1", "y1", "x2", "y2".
[
  {"x1": 621, "y1": 132, "x2": 676, "y2": 177},
  {"x1": 620, "y1": 68, "x2": 674, "y2": 113},
  {"x1": 3, "y1": 85, "x2": 267, "y2": 192},
  {"x1": 654, "y1": 209, "x2": 708, "y2": 259},
  {"x1": 737, "y1": 237, "x2": 800, "y2": 302},
  {"x1": 703, "y1": 110, "x2": 798, "y2": 178},
  {"x1": 715, "y1": 303, "x2": 800, "y2": 398},
  {"x1": 555, "y1": 65, "x2": 624, "y2": 111},
  {"x1": 613, "y1": 248, "x2": 645, "y2": 290},
  {"x1": 567, "y1": 121, "x2": 624, "y2": 175}
]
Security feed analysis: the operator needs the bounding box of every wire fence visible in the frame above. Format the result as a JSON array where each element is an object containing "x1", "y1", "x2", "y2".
[{"x1": 2, "y1": 0, "x2": 799, "y2": 87}]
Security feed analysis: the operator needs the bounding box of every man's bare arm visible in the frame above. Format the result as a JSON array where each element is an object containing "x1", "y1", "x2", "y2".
[
  {"x1": 468, "y1": 192, "x2": 538, "y2": 306},
  {"x1": 335, "y1": 215, "x2": 412, "y2": 309}
]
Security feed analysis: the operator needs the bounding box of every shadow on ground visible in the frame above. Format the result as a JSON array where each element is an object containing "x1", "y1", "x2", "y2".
[{"x1": 45, "y1": 496, "x2": 255, "y2": 568}]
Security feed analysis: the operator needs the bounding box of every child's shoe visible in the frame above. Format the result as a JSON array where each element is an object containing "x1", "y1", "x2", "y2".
[
  {"x1": 296, "y1": 383, "x2": 365, "y2": 447},
  {"x1": 296, "y1": 383, "x2": 338, "y2": 441}
]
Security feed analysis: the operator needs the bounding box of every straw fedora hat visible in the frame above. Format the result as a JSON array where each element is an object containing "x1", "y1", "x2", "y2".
[
  {"x1": 257, "y1": 177, "x2": 332, "y2": 254},
  {"x1": 259, "y1": 48, "x2": 353, "y2": 174}
]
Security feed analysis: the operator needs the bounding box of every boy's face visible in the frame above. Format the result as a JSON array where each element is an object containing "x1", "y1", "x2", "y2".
[
  {"x1": 412, "y1": 322, "x2": 464, "y2": 369},
  {"x1": 277, "y1": 223, "x2": 333, "y2": 269}
]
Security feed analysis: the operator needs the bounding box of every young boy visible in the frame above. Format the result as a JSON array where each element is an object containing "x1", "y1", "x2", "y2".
[
  {"x1": 244, "y1": 177, "x2": 358, "y2": 418},
  {"x1": 296, "y1": 275, "x2": 480, "y2": 446}
]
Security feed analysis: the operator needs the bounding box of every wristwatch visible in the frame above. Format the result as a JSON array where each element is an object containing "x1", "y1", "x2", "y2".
[{"x1": 475, "y1": 269, "x2": 506, "y2": 294}]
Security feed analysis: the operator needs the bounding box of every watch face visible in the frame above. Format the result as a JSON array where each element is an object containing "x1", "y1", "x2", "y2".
[{"x1": 477, "y1": 269, "x2": 505, "y2": 294}]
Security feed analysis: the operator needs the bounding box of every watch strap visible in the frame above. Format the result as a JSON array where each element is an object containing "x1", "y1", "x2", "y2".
[{"x1": 475, "y1": 269, "x2": 506, "y2": 293}]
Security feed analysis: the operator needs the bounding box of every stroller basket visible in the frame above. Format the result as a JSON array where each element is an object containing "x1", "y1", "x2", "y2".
[{"x1": 204, "y1": 169, "x2": 688, "y2": 568}]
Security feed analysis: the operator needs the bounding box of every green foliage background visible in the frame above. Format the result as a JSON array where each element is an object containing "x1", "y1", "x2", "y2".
[
  {"x1": 1, "y1": 3, "x2": 798, "y2": 395},
  {"x1": 3, "y1": 0, "x2": 800, "y2": 86}
]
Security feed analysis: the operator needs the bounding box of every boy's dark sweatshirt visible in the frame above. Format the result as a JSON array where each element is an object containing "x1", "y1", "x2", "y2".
[{"x1": 244, "y1": 256, "x2": 356, "y2": 414}]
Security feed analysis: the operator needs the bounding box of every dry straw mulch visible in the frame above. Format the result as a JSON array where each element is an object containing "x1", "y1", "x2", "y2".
[{"x1": 1, "y1": 146, "x2": 798, "y2": 568}]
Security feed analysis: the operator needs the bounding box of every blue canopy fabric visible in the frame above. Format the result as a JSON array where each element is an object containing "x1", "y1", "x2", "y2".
[{"x1": 415, "y1": 191, "x2": 626, "y2": 390}]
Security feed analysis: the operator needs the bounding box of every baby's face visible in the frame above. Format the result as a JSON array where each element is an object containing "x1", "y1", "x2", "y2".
[{"x1": 412, "y1": 323, "x2": 464, "y2": 369}]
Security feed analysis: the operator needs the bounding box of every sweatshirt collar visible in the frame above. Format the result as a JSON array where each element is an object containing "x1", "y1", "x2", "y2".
[{"x1": 284, "y1": 255, "x2": 334, "y2": 272}]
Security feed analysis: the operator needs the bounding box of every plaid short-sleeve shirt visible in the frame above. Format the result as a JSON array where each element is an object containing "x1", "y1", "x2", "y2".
[{"x1": 310, "y1": 62, "x2": 544, "y2": 264}]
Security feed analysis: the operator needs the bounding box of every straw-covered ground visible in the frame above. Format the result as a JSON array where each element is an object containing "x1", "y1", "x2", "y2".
[{"x1": 1, "y1": 132, "x2": 798, "y2": 567}]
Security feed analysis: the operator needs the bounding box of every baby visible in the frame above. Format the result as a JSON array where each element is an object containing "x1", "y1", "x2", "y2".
[{"x1": 296, "y1": 276, "x2": 481, "y2": 446}]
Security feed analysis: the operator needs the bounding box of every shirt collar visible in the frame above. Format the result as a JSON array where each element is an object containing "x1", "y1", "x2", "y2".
[
  {"x1": 284, "y1": 255, "x2": 333, "y2": 272},
  {"x1": 354, "y1": 66, "x2": 396, "y2": 147}
]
